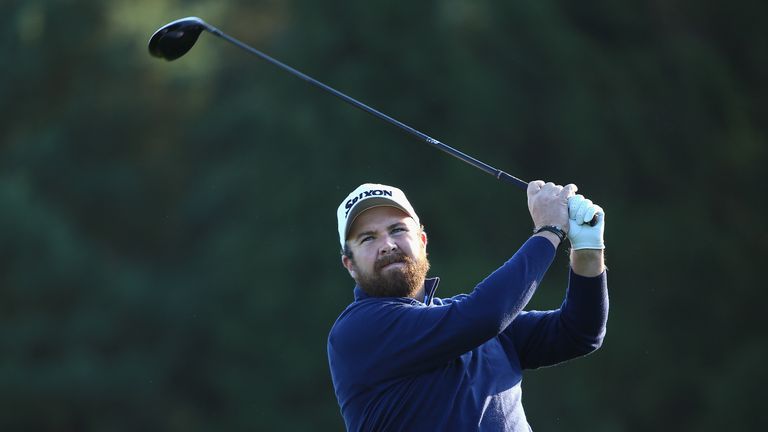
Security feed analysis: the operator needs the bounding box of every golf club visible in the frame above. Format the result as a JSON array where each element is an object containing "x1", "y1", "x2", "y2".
[
  {"x1": 148, "y1": 17, "x2": 598, "y2": 226},
  {"x1": 149, "y1": 17, "x2": 528, "y2": 187}
]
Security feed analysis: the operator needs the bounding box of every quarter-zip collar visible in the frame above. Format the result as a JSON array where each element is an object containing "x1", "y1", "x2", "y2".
[{"x1": 353, "y1": 277, "x2": 441, "y2": 305}]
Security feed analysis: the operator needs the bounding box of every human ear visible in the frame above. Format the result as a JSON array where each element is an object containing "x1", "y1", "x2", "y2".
[{"x1": 341, "y1": 255, "x2": 357, "y2": 279}]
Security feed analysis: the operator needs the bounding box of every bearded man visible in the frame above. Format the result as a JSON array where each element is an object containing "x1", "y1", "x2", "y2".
[{"x1": 327, "y1": 182, "x2": 608, "y2": 431}]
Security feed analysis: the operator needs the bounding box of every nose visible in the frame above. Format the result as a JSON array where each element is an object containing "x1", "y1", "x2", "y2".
[{"x1": 378, "y1": 236, "x2": 398, "y2": 255}]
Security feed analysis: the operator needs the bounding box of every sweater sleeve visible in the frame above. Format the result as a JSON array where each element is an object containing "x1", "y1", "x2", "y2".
[
  {"x1": 328, "y1": 236, "x2": 557, "y2": 382},
  {"x1": 499, "y1": 269, "x2": 609, "y2": 370}
]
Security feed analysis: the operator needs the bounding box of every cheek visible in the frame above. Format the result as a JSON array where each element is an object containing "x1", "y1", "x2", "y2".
[
  {"x1": 404, "y1": 238, "x2": 424, "y2": 257},
  {"x1": 418, "y1": 244, "x2": 428, "y2": 259},
  {"x1": 356, "y1": 249, "x2": 378, "y2": 271}
]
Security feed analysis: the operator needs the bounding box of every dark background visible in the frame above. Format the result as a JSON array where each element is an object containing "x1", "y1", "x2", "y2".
[{"x1": 2, "y1": 0, "x2": 766, "y2": 430}]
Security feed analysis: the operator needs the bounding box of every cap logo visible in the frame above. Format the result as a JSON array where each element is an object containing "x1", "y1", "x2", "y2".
[{"x1": 344, "y1": 189, "x2": 393, "y2": 217}]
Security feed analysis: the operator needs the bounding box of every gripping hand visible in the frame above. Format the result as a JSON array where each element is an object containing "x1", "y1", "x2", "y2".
[{"x1": 567, "y1": 194, "x2": 605, "y2": 250}]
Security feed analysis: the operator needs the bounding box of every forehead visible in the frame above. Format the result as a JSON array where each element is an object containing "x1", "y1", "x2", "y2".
[{"x1": 348, "y1": 206, "x2": 415, "y2": 236}]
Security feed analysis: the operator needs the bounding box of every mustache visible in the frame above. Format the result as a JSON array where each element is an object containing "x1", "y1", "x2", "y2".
[{"x1": 374, "y1": 252, "x2": 411, "y2": 272}]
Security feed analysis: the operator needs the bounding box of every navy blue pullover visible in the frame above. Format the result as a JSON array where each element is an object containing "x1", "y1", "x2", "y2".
[{"x1": 327, "y1": 236, "x2": 608, "y2": 431}]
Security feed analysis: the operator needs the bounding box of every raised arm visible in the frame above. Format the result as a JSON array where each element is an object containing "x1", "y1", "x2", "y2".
[{"x1": 502, "y1": 192, "x2": 608, "y2": 369}]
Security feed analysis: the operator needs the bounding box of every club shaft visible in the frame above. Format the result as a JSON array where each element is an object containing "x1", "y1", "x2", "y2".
[{"x1": 207, "y1": 25, "x2": 528, "y2": 190}]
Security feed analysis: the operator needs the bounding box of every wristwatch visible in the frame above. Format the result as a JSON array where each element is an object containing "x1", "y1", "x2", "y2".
[{"x1": 533, "y1": 225, "x2": 566, "y2": 242}]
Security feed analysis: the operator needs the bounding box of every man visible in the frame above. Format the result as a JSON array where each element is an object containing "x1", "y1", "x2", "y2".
[{"x1": 327, "y1": 181, "x2": 608, "y2": 431}]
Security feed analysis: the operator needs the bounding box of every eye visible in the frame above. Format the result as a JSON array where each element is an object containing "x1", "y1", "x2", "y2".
[
  {"x1": 360, "y1": 235, "x2": 374, "y2": 244},
  {"x1": 391, "y1": 227, "x2": 407, "y2": 234}
]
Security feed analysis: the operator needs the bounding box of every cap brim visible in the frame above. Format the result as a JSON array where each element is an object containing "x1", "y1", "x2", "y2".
[{"x1": 344, "y1": 198, "x2": 411, "y2": 243}]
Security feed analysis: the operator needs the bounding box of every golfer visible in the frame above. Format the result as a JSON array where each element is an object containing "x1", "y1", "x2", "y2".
[{"x1": 327, "y1": 181, "x2": 608, "y2": 431}]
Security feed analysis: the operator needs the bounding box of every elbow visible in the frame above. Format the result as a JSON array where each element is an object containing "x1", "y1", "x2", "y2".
[
  {"x1": 583, "y1": 336, "x2": 604, "y2": 355},
  {"x1": 574, "y1": 326, "x2": 606, "y2": 356},
  {"x1": 559, "y1": 312, "x2": 607, "y2": 356},
  {"x1": 561, "y1": 307, "x2": 608, "y2": 356}
]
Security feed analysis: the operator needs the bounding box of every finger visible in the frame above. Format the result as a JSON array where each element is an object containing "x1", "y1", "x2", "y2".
[
  {"x1": 540, "y1": 182, "x2": 558, "y2": 195},
  {"x1": 594, "y1": 204, "x2": 604, "y2": 217},
  {"x1": 568, "y1": 194, "x2": 585, "y2": 219},
  {"x1": 575, "y1": 198, "x2": 593, "y2": 223},
  {"x1": 527, "y1": 180, "x2": 544, "y2": 195},
  {"x1": 562, "y1": 184, "x2": 578, "y2": 198},
  {"x1": 591, "y1": 204, "x2": 605, "y2": 224},
  {"x1": 582, "y1": 203, "x2": 597, "y2": 224}
]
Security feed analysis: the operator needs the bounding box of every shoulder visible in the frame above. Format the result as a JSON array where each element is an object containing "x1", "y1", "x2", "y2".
[{"x1": 329, "y1": 299, "x2": 413, "y2": 341}]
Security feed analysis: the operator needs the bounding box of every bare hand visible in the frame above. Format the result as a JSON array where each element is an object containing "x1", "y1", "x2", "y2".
[{"x1": 527, "y1": 181, "x2": 577, "y2": 232}]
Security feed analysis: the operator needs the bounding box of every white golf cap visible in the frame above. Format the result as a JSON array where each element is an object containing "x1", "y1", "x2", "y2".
[{"x1": 337, "y1": 183, "x2": 419, "y2": 250}]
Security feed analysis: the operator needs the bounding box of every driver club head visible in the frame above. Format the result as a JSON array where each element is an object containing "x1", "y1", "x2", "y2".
[{"x1": 148, "y1": 17, "x2": 209, "y2": 61}]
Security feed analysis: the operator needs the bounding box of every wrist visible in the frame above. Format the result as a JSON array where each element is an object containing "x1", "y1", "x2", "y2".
[
  {"x1": 533, "y1": 225, "x2": 566, "y2": 242},
  {"x1": 570, "y1": 249, "x2": 605, "y2": 277},
  {"x1": 533, "y1": 225, "x2": 565, "y2": 248}
]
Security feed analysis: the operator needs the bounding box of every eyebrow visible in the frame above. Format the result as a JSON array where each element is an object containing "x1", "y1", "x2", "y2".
[{"x1": 354, "y1": 222, "x2": 407, "y2": 242}]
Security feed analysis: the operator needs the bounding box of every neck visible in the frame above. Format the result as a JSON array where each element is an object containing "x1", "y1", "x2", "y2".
[{"x1": 411, "y1": 285, "x2": 425, "y2": 302}]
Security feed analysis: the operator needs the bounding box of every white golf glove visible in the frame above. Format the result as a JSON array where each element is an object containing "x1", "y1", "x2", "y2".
[{"x1": 568, "y1": 194, "x2": 605, "y2": 250}]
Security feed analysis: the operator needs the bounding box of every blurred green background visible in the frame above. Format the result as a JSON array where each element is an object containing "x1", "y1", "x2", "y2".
[{"x1": 2, "y1": 0, "x2": 766, "y2": 430}]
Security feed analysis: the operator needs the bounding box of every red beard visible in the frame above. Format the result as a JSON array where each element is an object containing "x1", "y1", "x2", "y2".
[{"x1": 355, "y1": 251, "x2": 430, "y2": 298}]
